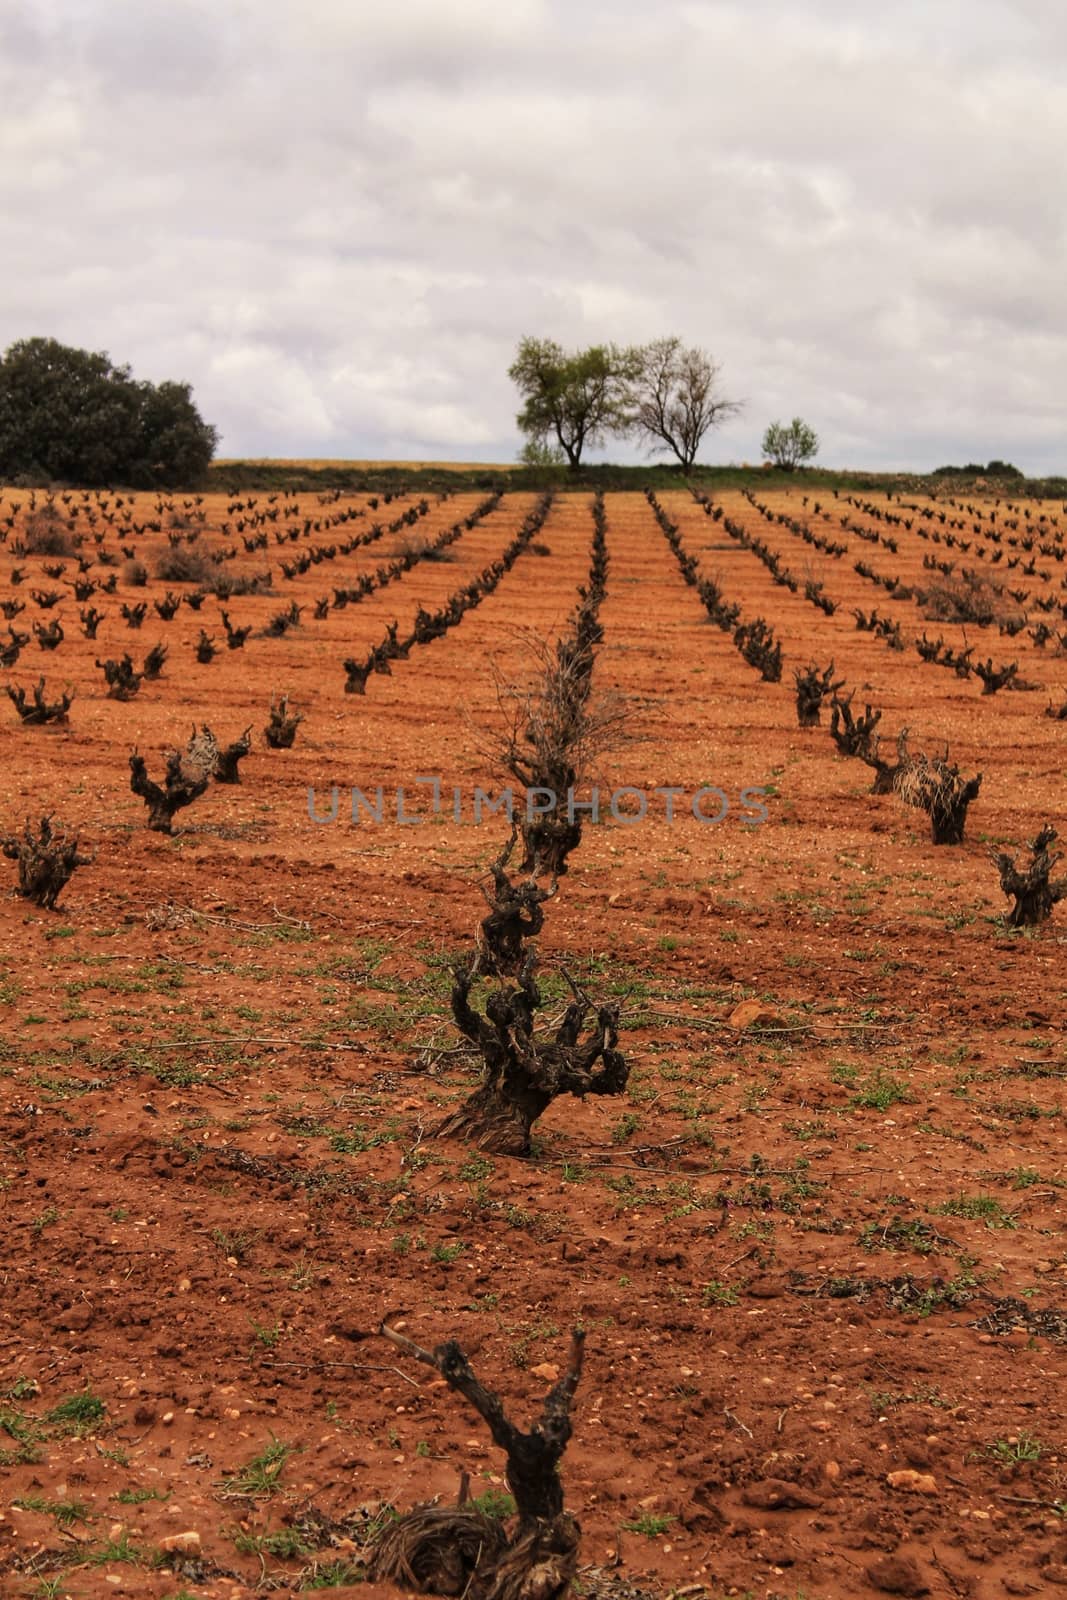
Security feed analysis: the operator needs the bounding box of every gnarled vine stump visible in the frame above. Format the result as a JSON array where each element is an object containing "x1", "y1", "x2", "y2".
[
  {"x1": 994, "y1": 825, "x2": 1066, "y2": 926},
  {"x1": 2, "y1": 815, "x2": 91, "y2": 909},
  {"x1": 264, "y1": 693, "x2": 303, "y2": 748},
  {"x1": 476, "y1": 831, "x2": 557, "y2": 977},
  {"x1": 434, "y1": 954, "x2": 628, "y2": 1157},
  {"x1": 794, "y1": 662, "x2": 843, "y2": 727},
  {"x1": 130, "y1": 749, "x2": 210, "y2": 833},
  {"x1": 371, "y1": 1321, "x2": 584, "y2": 1600},
  {"x1": 895, "y1": 753, "x2": 982, "y2": 845}
]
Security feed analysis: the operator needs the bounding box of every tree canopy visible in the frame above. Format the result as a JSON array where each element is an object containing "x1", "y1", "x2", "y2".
[
  {"x1": 509, "y1": 335, "x2": 740, "y2": 471},
  {"x1": 761, "y1": 416, "x2": 819, "y2": 470},
  {"x1": 509, "y1": 337, "x2": 638, "y2": 470},
  {"x1": 0, "y1": 337, "x2": 219, "y2": 487}
]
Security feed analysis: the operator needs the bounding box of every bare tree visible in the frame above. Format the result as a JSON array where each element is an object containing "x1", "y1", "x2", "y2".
[{"x1": 631, "y1": 338, "x2": 741, "y2": 471}]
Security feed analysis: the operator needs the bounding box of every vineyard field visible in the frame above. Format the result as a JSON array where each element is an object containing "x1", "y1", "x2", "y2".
[{"x1": 1, "y1": 482, "x2": 1065, "y2": 1600}]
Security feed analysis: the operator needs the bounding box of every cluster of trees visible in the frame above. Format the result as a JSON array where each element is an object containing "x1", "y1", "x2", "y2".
[
  {"x1": 0, "y1": 338, "x2": 218, "y2": 488},
  {"x1": 509, "y1": 336, "x2": 819, "y2": 472},
  {"x1": 1, "y1": 331, "x2": 820, "y2": 487},
  {"x1": 932, "y1": 459, "x2": 1023, "y2": 479}
]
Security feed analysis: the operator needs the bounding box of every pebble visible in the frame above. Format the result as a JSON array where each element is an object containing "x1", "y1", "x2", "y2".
[
  {"x1": 159, "y1": 1531, "x2": 202, "y2": 1555},
  {"x1": 886, "y1": 1470, "x2": 938, "y2": 1495},
  {"x1": 728, "y1": 999, "x2": 779, "y2": 1029}
]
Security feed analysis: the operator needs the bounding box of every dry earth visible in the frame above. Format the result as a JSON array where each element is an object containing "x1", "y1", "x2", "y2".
[{"x1": 0, "y1": 482, "x2": 1065, "y2": 1600}]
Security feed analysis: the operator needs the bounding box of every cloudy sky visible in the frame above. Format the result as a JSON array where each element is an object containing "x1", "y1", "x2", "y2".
[{"x1": 2, "y1": 0, "x2": 1065, "y2": 471}]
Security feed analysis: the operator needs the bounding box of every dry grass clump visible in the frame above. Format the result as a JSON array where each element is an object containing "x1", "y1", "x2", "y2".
[
  {"x1": 21, "y1": 508, "x2": 75, "y2": 556},
  {"x1": 154, "y1": 545, "x2": 213, "y2": 584},
  {"x1": 921, "y1": 572, "x2": 1012, "y2": 627}
]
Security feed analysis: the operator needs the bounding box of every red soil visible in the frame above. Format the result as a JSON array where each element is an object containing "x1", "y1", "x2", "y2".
[{"x1": 0, "y1": 484, "x2": 1065, "y2": 1600}]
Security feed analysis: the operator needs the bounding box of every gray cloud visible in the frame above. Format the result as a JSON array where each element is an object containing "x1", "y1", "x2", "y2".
[{"x1": 1, "y1": 0, "x2": 1064, "y2": 471}]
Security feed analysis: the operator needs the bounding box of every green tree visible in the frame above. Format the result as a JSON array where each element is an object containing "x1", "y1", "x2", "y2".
[
  {"x1": 0, "y1": 337, "x2": 218, "y2": 486},
  {"x1": 509, "y1": 337, "x2": 636, "y2": 470},
  {"x1": 0, "y1": 339, "x2": 136, "y2": 484},
  {"x1": 130, "y1": 379, "x2": 219, "y2": 487},
  {"x1": 761, "y1": 416, "x2": 819, "y2": 470},
  {"x1": 631, "y1": 338, "x2": 741, "y2": 472}
]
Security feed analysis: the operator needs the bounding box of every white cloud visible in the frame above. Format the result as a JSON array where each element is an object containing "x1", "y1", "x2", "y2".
[{"x1": 0, "y1": 0, "x2": 1064, "y2": 470}]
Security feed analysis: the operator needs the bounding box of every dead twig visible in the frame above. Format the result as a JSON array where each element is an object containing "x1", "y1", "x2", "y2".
[
  {"x1": 144, "y1": 900, "x2": 311, "y2": 934},
  {"x1": 147, "y1": 1036, "x2": 369, "y2": 1051}
]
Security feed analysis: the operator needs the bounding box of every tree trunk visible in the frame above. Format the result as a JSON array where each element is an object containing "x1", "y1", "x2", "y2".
[
  {"x1": 995, "y1": 827, "x2": 1065, "y2": 925},
  {"x1": 1005, "y1": 884, "x2": 1056, "y2": 927},
  {"x1": 869, "y1": 761, "x2": 899, "y2": 795},
  {"x1": 929, "y1": 778, "x2": 982, "y2": 844},
  {"x1": 519, "y1": 814, "x2": 583, "y2": 877},
  {"x1": 930, "y1": 805, "x2": 968, "y2": 845},
  {"x1": 433, "y1": 1080, "x2": 551, "y2": 1157}
]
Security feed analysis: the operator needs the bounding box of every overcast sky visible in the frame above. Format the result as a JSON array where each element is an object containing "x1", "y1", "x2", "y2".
[{"x1": 2, "y1": 0, "x2": 1065, "y2": 471}]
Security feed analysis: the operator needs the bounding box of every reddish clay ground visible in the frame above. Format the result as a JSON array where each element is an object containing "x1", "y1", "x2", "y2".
[{"x1": 0, "y1": 484, "x2": 1065, "y2": 1600}]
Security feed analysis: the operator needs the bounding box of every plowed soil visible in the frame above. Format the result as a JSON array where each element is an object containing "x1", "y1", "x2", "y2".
[{"x1": 1, "y1": 483, "x2": 1065, "y2": 1600}]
